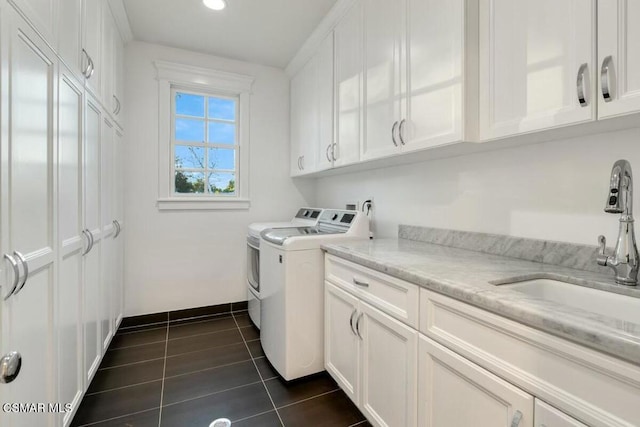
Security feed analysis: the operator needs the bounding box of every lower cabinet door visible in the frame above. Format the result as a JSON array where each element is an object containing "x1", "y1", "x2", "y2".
[
  {"x1": 418, "y1": 334, "x2": 534, "y2": 427},
  {"x1": 360, "y1": 301, "x2": 418, "y2": 427},
  {"x1": 325, "y1": 282, "x2": 360, "y2": 404},
  {"x1": 534, "y1": 399, "x2": 587, "y2": 427}
]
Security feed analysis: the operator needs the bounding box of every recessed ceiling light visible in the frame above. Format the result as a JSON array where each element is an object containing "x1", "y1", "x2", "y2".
[{"x1": 203, "y1": 0, "x2": 227, "y2": 11}]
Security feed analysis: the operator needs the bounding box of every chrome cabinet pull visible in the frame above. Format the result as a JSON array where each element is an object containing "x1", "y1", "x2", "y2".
[
  {"x1": 349, "y1": 309, "x2": 357, "y2": 336},
  {"x1": 82, "y1": 229, "x2": 91, "y2": 255},
  {"x1": 12, "y1": 252, "x2": 28, "y2": 295},
  {"x1": 87, "y1": 56, "x2": 95, "y2": 79},
  {"x1": 0, "y1": 351, "x2": 21, "y2": 383},
  {"x1": 391, "y1": 121, "x2": 399, "y2": 146},
  {"x1": 332, "y1": 143, "x2": 337, "y2": 161},
  {"x1": 3, "y1": 254, "x2": 20, "y2": 300},
  {"x1": 82, "y1": 49, "x2": 91, "y2": 77},
  {"x1": 398, "y1": 119, "x2": 406, "y2": 145},
  {"x1": 301, "y1": 155, "x2": 305, "y2": 170},
  {"x1": 355, "y1": 313, "x2": 364, "y2": 340},
  {"x1": 113, "y1": 95, "x2": 119, "y2": 115},
  {"x1": 326, "y1": 144, "x2": 332, "y2": 162},
  {"x1": 576, "y1": 63, "x2": 589, "y2": 107},
  {"x1": 601, "y1": 55, "x2": 614, "y2": 102},
  {"x1": 353, "y1": 278, "x2": 369, "y2": 288},
  {"x1": 87, "y1": 230, "x2": 95, "y2": 252},
  {"x1": 510, "y1": 410, "x2": 523, "y2": 427}
]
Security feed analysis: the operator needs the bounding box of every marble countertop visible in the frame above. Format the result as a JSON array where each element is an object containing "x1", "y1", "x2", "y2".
[{"x1": 322, "y1": 238, "x2": 640, "y2": 366}]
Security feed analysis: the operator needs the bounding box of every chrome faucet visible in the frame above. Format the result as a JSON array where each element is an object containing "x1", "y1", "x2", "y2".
[{"x1": 597, "y1": 159, "x2": 639, "y2": 286}]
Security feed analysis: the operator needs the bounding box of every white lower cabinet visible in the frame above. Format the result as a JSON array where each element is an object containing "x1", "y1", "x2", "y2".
[
  {"x1": 360, "y1": 301, "x2": 417, "y2": 427},
  {"x1": 418, "y1": 334, "x2": 533, "y2": 427},
  {"x1": 325, "y1": 282, "x2": 418, "y2": 427},
  {"x1": 325, "y1": 282, "x2": 360, "y2": 403}
]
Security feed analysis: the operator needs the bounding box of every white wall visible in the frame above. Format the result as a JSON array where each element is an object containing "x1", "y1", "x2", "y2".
[
  {"x1": 316, "y1": 126, "x2": 640, "y2": 247},
  {"x1": 123, "y1": 41, "x2": 315, "y2": 316}
]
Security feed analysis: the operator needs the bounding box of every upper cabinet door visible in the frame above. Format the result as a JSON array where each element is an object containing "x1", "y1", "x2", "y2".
[
  {"x1": 403, "y1": 0, "x2": 463, "y2": 151},
  {"x1": 479, "y1": 0, "x2": 596, "y2": 140},
  {"x1": 316, "y1": 32, "x2": 335, "y2": 172},
  {"x1": 83, "y1": 0, "x2": 102, "y2": 99},
  {"x1": 334, "y1": 0, "x2": 363, "y2": 167},
  {"x1": 57, "y1": 0, "x2": 83, "y2": 77},
  {"x1": 597, "y1": 0, "x2": 640, "y2": 118},
  {"x1": 9, "y1": 0, "x2": 57, "y2": 43},
  {"x1": 362, "y1": 0, "x2": 403, "y2": 161},
  {"x1": 289, "y1": 56, "x2": 318, "y2": 176}
]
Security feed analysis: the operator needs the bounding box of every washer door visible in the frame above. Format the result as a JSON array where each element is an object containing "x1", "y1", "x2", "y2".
[{"x1": 247, "y1": 242, "x2": 260, "y2": 293}]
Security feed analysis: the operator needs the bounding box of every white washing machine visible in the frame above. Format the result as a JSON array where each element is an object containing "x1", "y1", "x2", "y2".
[
  {"x1": 259, "y1": 209, "x2": 369, "y2": 380},
  {"x1": 246, "y1": 208, "x2": 323, "y2": 329}
]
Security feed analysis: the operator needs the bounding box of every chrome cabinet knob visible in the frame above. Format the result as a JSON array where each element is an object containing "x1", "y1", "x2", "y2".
[{"x1": 0, "y1": 351, "x2": 22, "y2": 384}]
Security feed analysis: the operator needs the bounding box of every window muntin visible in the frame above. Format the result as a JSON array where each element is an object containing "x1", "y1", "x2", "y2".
[{"x1": 171, "y1": 89, "x2": 239, "y2": 196}]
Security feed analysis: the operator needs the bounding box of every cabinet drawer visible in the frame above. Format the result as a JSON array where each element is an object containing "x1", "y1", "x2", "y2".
[
  {"x1": 420, "y1": 289, "x2": 640, "y2": 427},
  {"x1": 325, "y1": 255, "x2": 419, "y2": 328}
]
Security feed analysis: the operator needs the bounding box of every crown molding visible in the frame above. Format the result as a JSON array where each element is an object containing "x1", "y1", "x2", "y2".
[{"x1": 108, "y1": 0, "x2": 134, "y2": 43}]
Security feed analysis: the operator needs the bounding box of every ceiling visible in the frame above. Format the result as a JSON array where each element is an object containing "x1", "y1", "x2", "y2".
[{"x1": 123, "y1": 0, "x2": 338, "y2": 69}]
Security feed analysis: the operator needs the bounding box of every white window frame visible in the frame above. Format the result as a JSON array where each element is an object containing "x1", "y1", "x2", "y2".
[{"x1": 155, "y1": 60, "x2": 254, "y2": 210}]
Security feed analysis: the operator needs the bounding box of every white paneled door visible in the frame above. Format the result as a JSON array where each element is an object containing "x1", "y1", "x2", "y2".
[
  {"x1": 325, "y1": 283, "x2": 360, "y2": 405},
  {"x1": 362, "y1": 0, "x2": 403, "y2": 161},
  {"x1": 0, "y1": 10, "x2": 58, "y2": 427},
  {"x1": 334, "y1": 0, "x2": 362, "y2": 167},
  {"x1": 404, "y1": 0, "x2": 463, "y2": 151},
  {"x1": 418, "y1": 335, "x2": 534, "y2": 427},
  {"x1": 359, "y1": 301, "x2": 417, "y2": 427},
  {"x1": 100, "y1": 117, "x2": 115, "y2": 353},
  {"x1": 597, "y1": 0, "x2": 640, "y2": 118},
  {"x1": 83, "y1": 96, "x2": 102, "y2": 383},
  {"x1": 479, "y1": 0, "x2": 596, "y2": 140},
  {"x1": 57, "y1": 65, "x2": 85, "y2": 426}
]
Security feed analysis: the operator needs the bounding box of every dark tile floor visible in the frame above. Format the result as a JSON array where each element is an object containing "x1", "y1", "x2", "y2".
[{"x1": 72, "y1": 310, "x2": 369, "y2": 427}]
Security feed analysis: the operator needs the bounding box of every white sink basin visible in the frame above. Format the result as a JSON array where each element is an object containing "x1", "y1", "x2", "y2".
[{"x1": 500, "y1": 279, "x2": 640, "y2": 325}]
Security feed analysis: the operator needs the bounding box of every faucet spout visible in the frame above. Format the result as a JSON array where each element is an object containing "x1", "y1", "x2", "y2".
[{"x1": 598, "y1": 160, "x2": 639, "y2": 286}]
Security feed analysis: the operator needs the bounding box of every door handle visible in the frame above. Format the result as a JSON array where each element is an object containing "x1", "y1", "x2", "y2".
[
  {"x1": 398, "y1": 119, "x2": 406, "y2": 145},
  {"x1": 601, "y1": 55, "x2": 614, "y2": 102},
  {"x1": 326, "y1": 144, "x2": 332, "y2": 162},
  {"x1": 391, "y1": 121, "x2": 399, "y2": 146},
  {"x1": 349, "y1": 309, "x2": 357, "y2": 336},
  {"x1": 576, "y1": 63, "x2": 589, "y2": 107},
  {"x1": 332, "y1": 143, "x2": 337, "y2": 161},
  {"x1": 3, "y1": 254, "x2": 20, "y2": 300},
  {"x1": 353, "y1": 278, "x2": 369, "y2": 288},
  {"x1": 82, "y1": 229, "x2": 92, "y2": 255},
  {"x1": 12, "y1": 251, "x2": 28, "y2": 296},
  {"x1": 510, "y1": 410, "x2": 523, "y2": 427},
  {"x1": 355, "y1": 313, "x2": 364, "y2": 340},
  {"x1": 0, "y1": 351, "x2": 21, "y2": 383},
  {"x1": 82, "y1": 49, "x2": 91, "y2": 77}
]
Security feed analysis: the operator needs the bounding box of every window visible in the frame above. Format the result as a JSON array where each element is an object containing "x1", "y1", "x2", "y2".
[
  {"x1": 155, "y1": 61, "x2": 254, "y2": 210},
  {"x1": 172, "y1": 90, "x2": 238, "y2": 196}
]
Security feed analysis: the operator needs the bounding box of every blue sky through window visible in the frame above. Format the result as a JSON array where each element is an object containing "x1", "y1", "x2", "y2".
[
  {"x1": 209, "y1": 98, "x2": 236, "y2": 121},
  {"x1": 176, "y1": 93, "x2": 205, "y2": 117}
]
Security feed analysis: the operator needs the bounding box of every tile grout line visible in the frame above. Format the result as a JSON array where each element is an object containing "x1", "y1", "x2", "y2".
[
  {"x1": 76, "y1": 407, "x2": 161, "y2": 427},
  {"x1": 157, "y1": 321, "x2": 170, "y2": 427},
  {"x1": 161, "y1": 380, "x2": 265, "y2": 409},
  {"x1": 231, "y1": 312, "x2": 286, "y2": 427},
  {"x1": 273, "y1": 388, "x2": 342, "y2": 410}
]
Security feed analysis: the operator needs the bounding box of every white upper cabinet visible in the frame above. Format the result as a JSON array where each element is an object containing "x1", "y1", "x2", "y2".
[
  {"x1": 316, "y1": 32, "x2": 336, "y2": 172},
  {"x1": 82, "y1": 0, "x2": 102, "y2": 99},
  {"x1": 404, "y1": 0, "x2": 464, "y2": 151},
  {"x1": 334, "y1": 0, "x2": 363, "y2": 168},
  {"x1": 362, "y1": 0, "x2": 403, "y2": 160},
  {"x1": 363, "y1": 0, "x2": 465, "y2": 160},
  {"x1": 597, "y1": 0, "x2": 640, "y2": 118},
  {"x1": 479, "y1": 0, "x2": 596, "y2": 140},
  {"x1": 57, "y1": 0, "x2": 83, "y2": 77},
  {"x1": 9, "y1": 0, "x2": 56, "y2": 43},
  {"x1": 290, "y1": 55, "x2": 319, "y2": 176}
]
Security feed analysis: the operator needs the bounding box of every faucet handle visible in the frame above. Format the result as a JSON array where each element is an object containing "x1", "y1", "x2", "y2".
[{"x1": 597, "y1": 235, "x2": 608, "y2": 266}]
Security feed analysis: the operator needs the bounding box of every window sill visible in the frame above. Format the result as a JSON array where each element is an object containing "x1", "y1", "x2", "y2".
[{"x1": 157, "y1": 198, "x2": 251, "y2": 211}]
